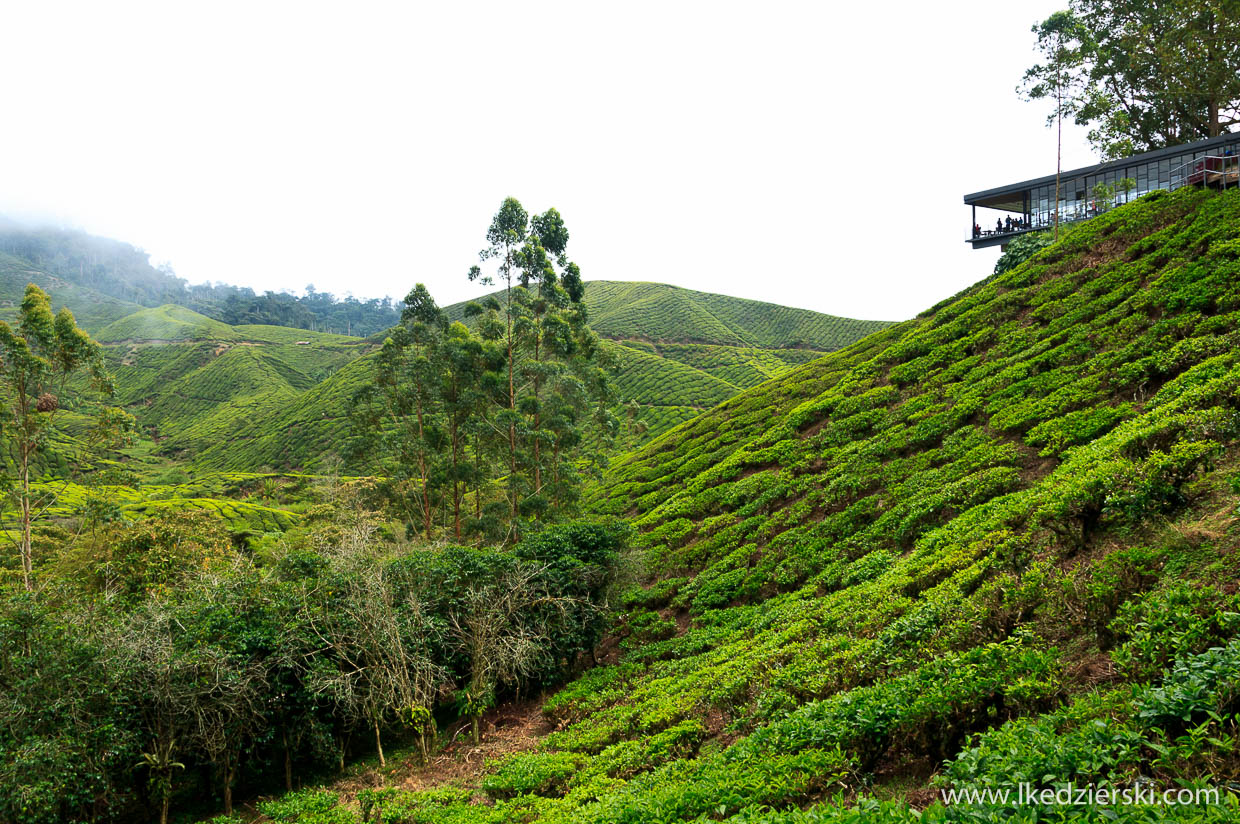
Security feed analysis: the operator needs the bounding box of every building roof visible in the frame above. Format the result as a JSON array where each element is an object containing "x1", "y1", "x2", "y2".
[{"x1": 963, "y1": 132, "x2": 1239, "y2": 207}]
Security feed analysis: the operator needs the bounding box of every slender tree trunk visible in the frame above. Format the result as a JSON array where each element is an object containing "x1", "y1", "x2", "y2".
[
  {"x1": 1208, "y1": 13, "x2": 1220, "y2": 138},
  {"x1": 283, "y1": 730, "x2": 293, "y2": 791},
  {"x1": 453, "y1": 479, "x2": 461, "y2": 540},
  {"x1": 223, "y1": 762, "x2": 235, "y2": 815},
  {"x1": 374, "y1": 717, "x2": 386, "y2": 768},
  {"x1": 414, "y1": 395, "x2": 432, "y2": 540},
  {"x1": 1055, "y1": 46, "x2": 1062, "y2": 242},
  {"x1": 532, "y1": 328, "x2": 542, "y2": 501},
  {"x1": 471, "y1": 714, "x2": 481, "y2": 745},
  {"x1": 552, "y1": 441, "x2": 560, "y2": 510},
  {"x1": 505, "y1": 259, "x2": 518, "y2": 530},
  {"x1": 451, "y1": 416, "x2": 462, "y2": 540},
  {"x1": 19, "y1": 440, "x2": 32, "y2": 592},
  {"x1": 473, "y1": 433, "x2": 483, "y2": 519}
]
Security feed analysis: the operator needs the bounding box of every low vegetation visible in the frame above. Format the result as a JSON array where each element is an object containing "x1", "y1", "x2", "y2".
[{"x1": 0, "y1": 490, "x2": 629, "y2": 823}]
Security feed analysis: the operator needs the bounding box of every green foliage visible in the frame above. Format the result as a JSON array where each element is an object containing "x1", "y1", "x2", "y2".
[
  {"x1": 0, "y1": 508, "x2": 626, "y2": 823},
  {"x1": 259, "y1": 790, "x2": 356, "y2": 823},
  {"x1": 994, "y1": 230, "x2": 1054, "y2": 275},
  {"x1": 51, "y1": 510, "x2": 236, "y2": 600},
  {"x1": 481, "y1": 751, "x2": 587, "y2": 798},
  {"x1": 1111, "y1": 583, "x2": 1240, "y2": 679},
  {"x1": 1020, "y1": 2, "x2": 1240, "y2": 158},
  {"x1": 945, "y1": 638, "x2": 1240, "y2": 804}
]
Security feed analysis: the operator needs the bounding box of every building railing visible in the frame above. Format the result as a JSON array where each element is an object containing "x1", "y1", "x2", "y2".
[
  {"x1": 1169, "y1": 154, "x2": 1240, "y2": 191},
  {"x1": 971, "y1": 214, "x2": 1087, "y2": 242},
  {"x1": 969, "y1": 153, "x2": 1240, "y2": 243}
]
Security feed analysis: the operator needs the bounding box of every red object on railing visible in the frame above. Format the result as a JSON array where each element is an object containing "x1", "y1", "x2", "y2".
[{"x1": 1187, "y1": 156, "x2": 1226, "y2": 186}]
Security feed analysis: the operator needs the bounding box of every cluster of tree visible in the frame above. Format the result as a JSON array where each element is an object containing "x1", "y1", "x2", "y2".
[
  {"x1": 209, "y1": 285, "x2": 400, "y2": 335},
  {"x1": 0, "y1": 505, "x2": 629, "y2": 824},
  {"x1": 0, "y1": 227, "x2": 400, "y2": 336},
  {"x1": 0, "y1": 200, "x2": 631, "y2": 824},
  {"x1": 352, "y1": 198, "x2": 616, "y2": 544},
  {"x1": 0, "y1": 285, "x2": 135, "y2": 591},
  {"x1": 1022, "y1": 1, "x2": 1240, "y2": 159}
]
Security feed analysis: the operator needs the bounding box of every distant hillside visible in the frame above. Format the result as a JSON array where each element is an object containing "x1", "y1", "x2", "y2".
[
  {"x1": 583, "y1": 280, "x2": 888, "y2": 348},
  {"x1": 3, "y1": 229, "x2": 892, "y2": 473},
  {"x1": 448, "y1": 280, "x2": 889, "y2": 349},
  {"x1": 0, "y1": 221, "x2": 400, "y2": 336},
  {"x1": 96, "y1": 304, "x2": 241, "y2": 343},
  {"x1": 102, "y1": 315, "x2": 369, "y2": 471},
  {"x1": 449, "y1": 281, "x2": 894, "y2": 443},
  {"x1": 0, "y1": 250, "x2": 142, "y2": 331}
]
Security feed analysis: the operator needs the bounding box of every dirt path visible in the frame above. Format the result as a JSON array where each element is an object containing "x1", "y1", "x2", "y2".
[{"x1": 332, "y1": 698, "x2": 554, "y2": 805}]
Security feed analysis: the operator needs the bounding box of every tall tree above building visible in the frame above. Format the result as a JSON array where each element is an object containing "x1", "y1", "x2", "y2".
[{"x1": 1022, "y1": 0, "x2": 1240, "y2": 159}]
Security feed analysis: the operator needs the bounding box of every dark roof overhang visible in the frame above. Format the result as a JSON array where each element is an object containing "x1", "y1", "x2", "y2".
[{"x1": 963, "y1": 132, "x2": 1239, "y2": 207}]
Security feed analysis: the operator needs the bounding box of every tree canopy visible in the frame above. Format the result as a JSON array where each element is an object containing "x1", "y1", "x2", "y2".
[{"x1": 1022, "y1": 0, "x2": 1240, "y2": 158}]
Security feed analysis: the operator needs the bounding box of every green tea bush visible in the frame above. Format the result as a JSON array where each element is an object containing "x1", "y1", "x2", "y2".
[
  {"x1": 258, "y1": 790, "x2": 354, "y2": 823},
  {"x1": 1111, "y1": 583, "x2": 1240, "y2": 679},
  {"x1": 481, "y1": 751, "x2": 588, "y2": 798}
]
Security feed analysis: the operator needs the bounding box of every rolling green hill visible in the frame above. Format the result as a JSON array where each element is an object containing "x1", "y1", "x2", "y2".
[
  {"x1": 56, "y1": 281, "x2": 889, "y2": 473},
  {"x1": 103, "y1": 320, "x2": 369, "y2": 470},
  {"x1": 583, "y1": 280, "x2": 888, "y2": 348},
  {"x1": 280, "y1": 187, "x2": 1240, "y2": 821},
  {"x1": 95, "y1": 304, "x2": 242, "y2": 343},
  {"x1": 450, "y1": 281, "x2": 894, "y2": 445},
  {"x1": 0, "y1": 236, "x2": 892, "y2": 473}
]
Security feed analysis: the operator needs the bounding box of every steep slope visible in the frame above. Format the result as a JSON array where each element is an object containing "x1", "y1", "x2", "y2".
[
  {"x1": 320, "y1": 187, "x2": 1240, "y2": 821},
  {"x1": 102, "y1": 317, "x2": 368, "y2": 469},
  {"x1": 182, "y1": 352, "x2": 380, "y2": 471}
]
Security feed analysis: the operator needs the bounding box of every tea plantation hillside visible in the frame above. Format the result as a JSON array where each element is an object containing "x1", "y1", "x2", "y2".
[
  {"x1": 101, "y1": 318, "x2": 370, "y2": 469},
  {"x1": 582, "y1": 280, "x2": 888, "y2": 348},
  {"x1": 80, "y1": 282, "x2": 889, "y2": 472},
  {"x1": 448, "y1": 281, "x2": 894, "y2": 444},
  {"x1": 96, "y1": 304, "x2": 243, "y2": 342},
  {"x1": 173, "y1": 352, "x2": 382, "y2": 471},
  {"x1": 1, "y1": 230, "x2": 892, "y2": 470},
  {"x1": 284, "y1": 187, "x2": 1240, "y2": 822}
]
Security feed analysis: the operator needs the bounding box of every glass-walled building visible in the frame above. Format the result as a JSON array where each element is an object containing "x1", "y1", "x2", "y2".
[{"x1": 964, "y1": 132, "x2": 1240, "y2": 249}]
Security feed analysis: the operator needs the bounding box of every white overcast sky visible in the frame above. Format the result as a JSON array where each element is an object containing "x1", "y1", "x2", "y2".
[{"x1": 0, "y1": 1, "x2": 1096, "y2": 322}]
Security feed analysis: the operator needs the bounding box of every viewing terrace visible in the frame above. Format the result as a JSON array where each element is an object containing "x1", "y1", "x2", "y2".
[{"x1": 964, "y1": 132, "x2": 1240, "y2": 250}]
